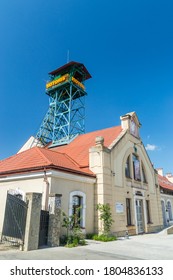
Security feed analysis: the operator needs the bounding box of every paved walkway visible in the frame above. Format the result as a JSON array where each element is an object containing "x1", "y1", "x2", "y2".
[{"x1": 0, "y1": 232, "x2": 173, "y2": 260}]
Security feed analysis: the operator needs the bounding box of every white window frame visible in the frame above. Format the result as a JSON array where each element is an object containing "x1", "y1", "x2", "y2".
[{"x1": 69, "y1": 191, "x2": 86, "y2": 228}]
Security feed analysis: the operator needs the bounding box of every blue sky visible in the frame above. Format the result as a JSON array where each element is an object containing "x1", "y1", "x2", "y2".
[{"x1": 0, "y1": 0, "x2": 173, "y2": 174}]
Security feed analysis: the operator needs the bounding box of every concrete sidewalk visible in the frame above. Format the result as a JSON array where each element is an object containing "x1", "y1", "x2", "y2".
[{"x1": 0, "y1": 232, "x2": 173, "y2": 260}]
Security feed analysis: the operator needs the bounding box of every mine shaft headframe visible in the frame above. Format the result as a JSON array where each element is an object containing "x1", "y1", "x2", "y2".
[{"x1": 35, "y1": 61, "x2": 91, "y2": 147}]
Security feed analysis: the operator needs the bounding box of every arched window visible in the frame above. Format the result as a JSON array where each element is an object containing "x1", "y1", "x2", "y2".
[
  {"x1": 125, "y1": 155, "x2": 131, "y2": 178},
  {"x1": 142, "y1": 163, "x2": 147, "y2": 183},
  {"x1": 72, "y1": 195, "x2": 81, "y2": 226},
  {"x1": 69, "y1": 191, "x2": 86, "y2": 228},
  {"x1": 167, "y1": 201, "x2": 173, "y2": 221},
  {"x1": 125, "y1": 153, "x2": 148, "y2": 184},
  {"x1": 132, "y1": 154, "x2": 141, "y2": 181}
]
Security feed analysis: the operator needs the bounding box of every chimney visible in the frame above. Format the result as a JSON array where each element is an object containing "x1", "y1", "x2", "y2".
[
  {"x1": 120, "y1": 114, "x2": 130, "y2": 130},
  {"x1": 156, "y1": 168, "x2": 163, "y2": 177}
]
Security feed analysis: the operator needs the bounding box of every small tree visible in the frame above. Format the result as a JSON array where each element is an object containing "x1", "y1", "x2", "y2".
[
  {"x1": 61, "y1": 211, "x2": 74, "y2": 240},
  {"x1": 96, "y1": 203, "x2": 114, "y2": 236},
  {"x1": 61, "y1": 208, "x2": 85, "y2": 246}
]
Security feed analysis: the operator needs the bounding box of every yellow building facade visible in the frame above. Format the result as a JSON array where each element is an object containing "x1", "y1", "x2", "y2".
[{"x1": 0, "y1": 112, "x2": 164, "y2": 240}]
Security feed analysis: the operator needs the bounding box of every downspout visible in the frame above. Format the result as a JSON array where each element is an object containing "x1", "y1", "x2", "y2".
[{"x1": 42, "y1": 168, "x2": 50, "y2": 211}]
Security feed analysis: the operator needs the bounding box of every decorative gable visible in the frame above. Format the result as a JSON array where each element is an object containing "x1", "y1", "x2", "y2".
[{"x1": 120, "y1": 111, "x2": 141, "y2": 138}]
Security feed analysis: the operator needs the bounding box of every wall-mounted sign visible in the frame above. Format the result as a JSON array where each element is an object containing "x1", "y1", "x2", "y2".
[
  {"x1": 135, "y1": 191, "x2": 143, "y2": 196},
  {"x1": 46, "y1": 74, "x2": 69, "y2": 89},
  {"x1": 71, "y1": 77, "x2": 85, "y2": 90},
  {"x1": 46, "y1": 74, "x2": 85, "y2": 91},
  {"x1": 115, "y1": 202, "x2": 124, "y2": 213}
]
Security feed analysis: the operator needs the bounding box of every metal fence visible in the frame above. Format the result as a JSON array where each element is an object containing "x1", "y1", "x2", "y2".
[{"x1": 2, "y1": 193, "x2": 28, "y2": 245}]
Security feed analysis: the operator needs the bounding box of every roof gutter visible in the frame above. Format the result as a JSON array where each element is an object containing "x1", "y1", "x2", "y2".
[{"x1": 0, "y1": 164, "x2": 95, "y2": 178}]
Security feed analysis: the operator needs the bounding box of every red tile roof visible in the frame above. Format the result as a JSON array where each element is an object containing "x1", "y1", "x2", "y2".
[
  {"x1": 51, "y1": 126, "x2": 123, "y2": 167},
  {"x1": 0, "y1": 125, "x2": 123, "y2": 177},
  {"x1": 48, "y1": 61, "x2": 91, "y2": 80},
  {"x1": 0, "y1": 147, "x2": 93, "y2": 177},
  {"x1": 158, "y1": 174, "x2": 173, "y2": 191}
]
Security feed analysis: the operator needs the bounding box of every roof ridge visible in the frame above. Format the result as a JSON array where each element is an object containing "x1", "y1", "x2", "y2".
[
  {"x1": 35, "y1": 147, "x2": 53, "y2": 165},
  {"x1": 83, "y1": 125, "x2": 121, "y2": 136},
  {"x1": 47, "y1": 148, "x2": 88, "y2": 168},
  {"x1": 62, "y1": 152, "x2": 82, "y2": 168},
  {"x1": 38, "y1": 147, "x2": 82, "y2": 168}
]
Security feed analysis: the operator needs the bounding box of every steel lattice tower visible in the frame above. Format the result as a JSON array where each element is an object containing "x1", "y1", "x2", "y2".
[{"x1": 36, "y1": 61, "x2": 91, "y2": 146}]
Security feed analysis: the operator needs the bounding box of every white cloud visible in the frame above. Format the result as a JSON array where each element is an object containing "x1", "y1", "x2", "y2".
[{"x1": 145, "y1": 144, "x2": 158, "y2": 151}]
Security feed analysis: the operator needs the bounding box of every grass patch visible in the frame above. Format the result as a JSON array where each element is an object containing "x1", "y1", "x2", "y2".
[
  {"x1": 86, "y1": 233, "x2": 117, "y2": 242},
  {"x1": 92, "y1": 234, "x2": 117, "y2": 242}
]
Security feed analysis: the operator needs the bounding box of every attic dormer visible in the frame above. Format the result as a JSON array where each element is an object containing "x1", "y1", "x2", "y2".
[{"x1": 120, "y1": 112, "x2": 141, "y2": 138}]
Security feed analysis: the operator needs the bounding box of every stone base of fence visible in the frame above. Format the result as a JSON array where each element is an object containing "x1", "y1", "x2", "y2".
[
  {"x1": 48, "y1": 194, "x2": 62, "y2": 247},
  {"x1": 24, "y1": 193, "x2": 42, "y2": 251}
]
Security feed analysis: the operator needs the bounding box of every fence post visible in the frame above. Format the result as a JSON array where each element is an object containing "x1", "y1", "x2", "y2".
[
  {"x1": 48, "y1": 194, "x2": 62, "y2": 247},
  {"x1": 24, "y1": 192, "x2": 42, "y2": 251}
]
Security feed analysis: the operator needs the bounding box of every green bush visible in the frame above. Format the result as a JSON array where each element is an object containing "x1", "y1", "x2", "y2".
[
  {"x1": 96, "y1": 203, "x2": 114, "y2": 236},
  {"x1": 85, "y1": 233, "x2": 95, "y2": 239},
  {"x1": 79, "y1": 239, "x2": 87, "y2": 246},
  {"x1": 65, "y1": 242, "x2": 78, "y2": 248},
  {"x1": 92, "y1": 234, "x2": 117, "y2": 242}
]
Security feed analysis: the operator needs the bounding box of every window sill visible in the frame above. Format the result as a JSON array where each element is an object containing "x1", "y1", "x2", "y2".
[
  {"x1": 125, "y1": 177, "x2": 132, "y2": 180},
  {"x1": 126, "y1": 224, "x2": 135, "y2": 227}
]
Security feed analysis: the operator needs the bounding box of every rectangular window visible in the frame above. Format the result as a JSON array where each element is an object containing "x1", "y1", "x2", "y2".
[
  {"x1": 126, "y1": 198, "x2": 132, "y2": 226},
  {"x1": 146, "y1": 200, "x2": 151, "y2": 223}
]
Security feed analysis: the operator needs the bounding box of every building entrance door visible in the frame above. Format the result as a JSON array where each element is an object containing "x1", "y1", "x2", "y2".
[{"x1": 136, "y1": 199, "x2": 144, "y2": 233}]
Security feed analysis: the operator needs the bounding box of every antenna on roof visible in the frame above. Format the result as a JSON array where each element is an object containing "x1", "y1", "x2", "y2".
[{"x1": 67, "y1": 50, "x2": 70, "y2": 63}]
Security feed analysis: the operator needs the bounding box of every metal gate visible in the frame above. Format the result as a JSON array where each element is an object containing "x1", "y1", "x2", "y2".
[
  {"x1": 38, "y1": 210, "x2": 49, "y2": 247},
  {"x1": 2, "y1": 193, "x2": 28, "y2": 244}
]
